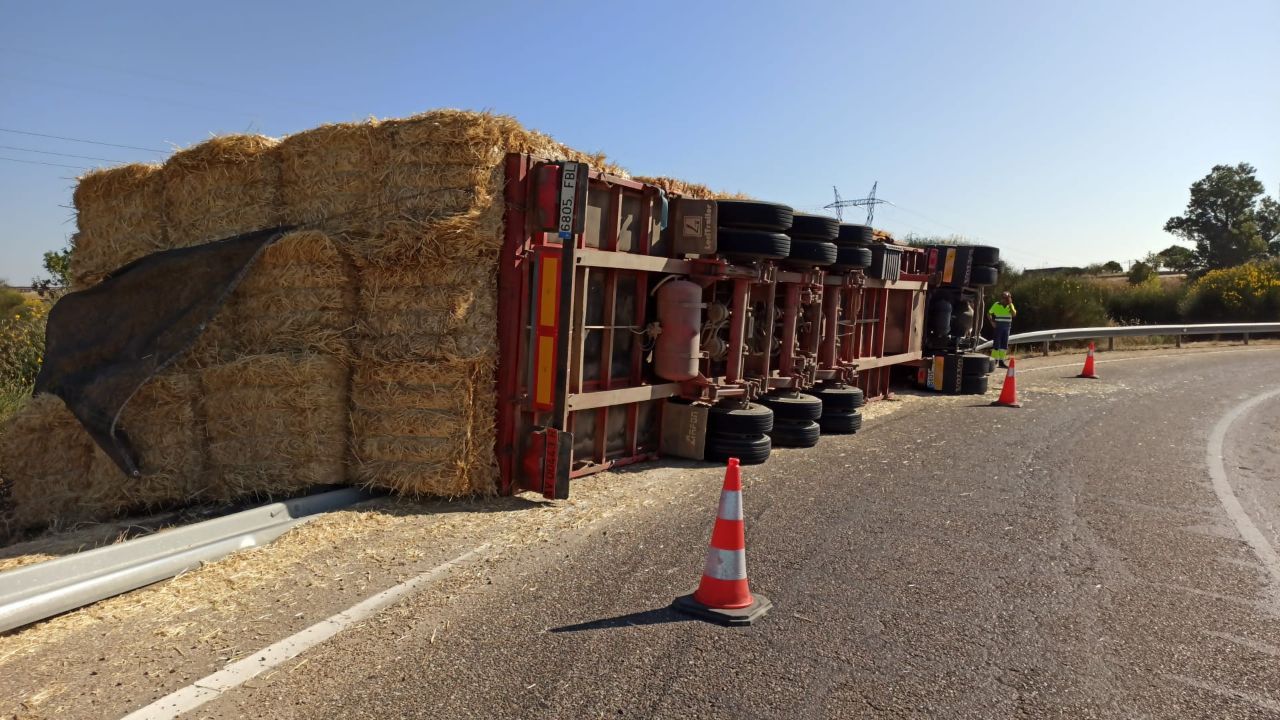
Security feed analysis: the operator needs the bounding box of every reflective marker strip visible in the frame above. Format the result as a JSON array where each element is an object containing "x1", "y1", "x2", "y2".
[
  {"x1": 717, "y1": 491, "x2": 742, "y2": 521},
  {"x1": 703, "y1": 547, "x2": 747, "y2": 581}
]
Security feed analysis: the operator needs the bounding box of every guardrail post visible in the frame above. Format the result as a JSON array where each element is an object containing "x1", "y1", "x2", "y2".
[
  {"x1": 1107, "y1": 337, "x2": 1114, "y2": 352},
  {"x1": 1042, "y1": 340, "x2": 1050, "y2": 357},
  {"x1": 1244, "y1": 332, "x2": 1250, "y2": 345},
  {"x1": 1176, "y1": 335, "x2": 1182, "y2": 348}
]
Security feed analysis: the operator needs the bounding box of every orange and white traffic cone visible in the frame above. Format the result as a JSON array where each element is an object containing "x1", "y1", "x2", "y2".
[
  {"x1": 990, "y1": 357, "x2": 1022, "y2": 408},
  {"x1": 1077, "y1": 342, "x2": 1099, "y2": 379},
  {"x1": 672, "y1": 458, "x2": 772, "y2": 626}
]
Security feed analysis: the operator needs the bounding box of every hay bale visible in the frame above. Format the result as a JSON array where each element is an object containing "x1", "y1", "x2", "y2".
[
  {"x1": 200, "y1": 353, "x2": 348, "y2": 501},
  {"x1": 1, "y1": 373, "x2": 202, "y2": 531},
  {"x1": 163, "y1": 134, "x2": 281, "y2": 248},
  {"x1": 70, "y1": 163, "x2": 167, "y2": 289},
  {"x1": 279, "y1": 120, "x2": 389, "y2": 227},
  {"x1": 349, "y1": 359, "x2": 496, "y2": 497},
  {"x1": 229, "y1": 230, "x2": 356, "y2": 360}
]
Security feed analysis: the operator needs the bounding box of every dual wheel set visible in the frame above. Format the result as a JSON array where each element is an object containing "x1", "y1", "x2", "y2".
[
  {"x1": 702, "y1": 384, "x2": 867, "y2": 465},
  {"x1": 714, "y1": 200, "x2": 874, "y2": 271}
]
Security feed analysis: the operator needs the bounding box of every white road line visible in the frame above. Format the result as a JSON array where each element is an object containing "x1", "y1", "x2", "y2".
[
  {"x1": 1205, "y1": 389, "x2": 1280, "y2": 607},
  {"x1": 1020, "y1": 346, "x2": 1277, "y2": 373},
  {"x1": 121, "y1": 544, "x2": 492, "y2": 720}
]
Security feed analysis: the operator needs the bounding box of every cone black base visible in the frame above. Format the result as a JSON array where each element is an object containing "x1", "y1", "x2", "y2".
[
  {"x1": 672, "y1": 591, "x2": 772, "y2": 626},
  {"x1": 990, "y1": 400, "x2": 1022, "y2": 408},
  {"x1": 1076, "y1": 374, "x2": 1099, "y2": 379}
]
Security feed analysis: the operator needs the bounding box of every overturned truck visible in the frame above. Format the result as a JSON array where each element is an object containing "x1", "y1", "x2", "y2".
[{"x1": 0, "y1": 110, "x2": 999, "y2": 532}]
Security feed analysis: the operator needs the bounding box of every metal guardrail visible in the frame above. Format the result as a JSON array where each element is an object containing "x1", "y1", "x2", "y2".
[
  {"x1": 0, "y1": 488, "x2": 368, "y2": 633},
  {"x1": 974, "y1": 323, "x2": 1280, "y2": 352}
]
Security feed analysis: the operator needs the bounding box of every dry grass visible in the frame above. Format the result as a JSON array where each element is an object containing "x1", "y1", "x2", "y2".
[
  {"x1": 163, "y1": 134, "x2": 281, "y2": 248},
  {"x1": 632, "y1": 175, "x2": 752, "y2": 200}
]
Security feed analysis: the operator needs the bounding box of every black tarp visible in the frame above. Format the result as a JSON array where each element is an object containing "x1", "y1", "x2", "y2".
[{"x1": 34, "y1": 226, "x2": 293, "y2": 478}]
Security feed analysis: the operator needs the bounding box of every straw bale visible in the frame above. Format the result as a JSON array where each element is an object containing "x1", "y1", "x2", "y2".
[
  {"x1": 1, "y1": 374, "x2": 203, "y2": 531},
  {"x1": 278, "y1": 120, "x2": 389, "y2": 226},
  {"x1": 163, "y1": 134, "x2": 281, "y2": 248},
  {"x1": 224, "y1": 230, "x2": 357, "y2": 359},
  {"x1": 70, "y1": 164, "x2": 166, "y2": 289},
  {"x1": 350, "y1": 358, "x2": 495, "y2": 497},
  {"x1": 376, "y1": 110, "x2": 622, "y2": 224},
  {"x1": 200, "y1": 353, "x2": 349, "y2": 500}
]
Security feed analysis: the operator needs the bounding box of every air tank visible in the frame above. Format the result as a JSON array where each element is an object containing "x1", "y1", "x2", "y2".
[{"x1": 654, "y1": 279, "x2": 703, "y2": 381}]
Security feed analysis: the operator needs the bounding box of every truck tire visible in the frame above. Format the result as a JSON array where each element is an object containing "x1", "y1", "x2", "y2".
[
  {"x1": 788, "y1": 213, "x2": 839, "y2": 240},
  {"x1": 972, "y1": 245, "x2": 999, "y2": 266},
  {"x1": 971, "y1": 265, "x2": 998, "y2": 286},
  {"x1": 708, "y1": 402, "x2": 774, "y2": 435},
  {"x1": 717, "y1": 228, "x2": 790, "y2": 260},
  {"x1": 961, "y1": 374, "x2": 989, "y2": 395},
  {"x1": 831, "y1": 245, "x2": 872, "y2": 269},
  {"x1": 769, "y1": 419, "x2": 821, "y2": 447},
  {"x1": 716, "y1": 200, "x2": 793, "y2": 232},
  {"x1": 818, "y1": 409, "x2": 862, "y2": 435},
  {"x1": 837, "y1": 224, "x2": 874, "y2": 245},
  {"x1": 811, "y1": 384, "x2": 864, "y2": 411},
  {"x1": 961, "y1": 353, "x2": 990, "y2": 375},
  {"x1": 786, "y1": 239, "x2": 838, "y2": 267},
  {"x1": 757, "y1": 391, "x2": 823, "y2": 421},
  {"x1": 706, "y1": 433, "x2": 772, "y2": 464}
]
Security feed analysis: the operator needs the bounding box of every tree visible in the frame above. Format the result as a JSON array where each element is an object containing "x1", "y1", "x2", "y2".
[
  {"x1": 1164, "y1": 163, "x2": 1274, "y2": 270},
  {"x1": 1261, "y1": 196, "x2": 1280, "y2": 254},
  {"x1": 32, "y1": 245, "x2": 71, "y2": 299},
  {"x1": 1102, "y1": 260, "x2": 1123, "y2": 273},
  {"x1": 1128, "y1": 261, "x2": 1156, "y2": 284},
  {"x1": 1153, "y1": 244, "x2": 1197, "y2": 273}
]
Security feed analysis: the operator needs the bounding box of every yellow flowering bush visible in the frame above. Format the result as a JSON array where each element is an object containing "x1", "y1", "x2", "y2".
[{"x1": 1180, "y1": 260, "x2": 1280, "y2": 322}]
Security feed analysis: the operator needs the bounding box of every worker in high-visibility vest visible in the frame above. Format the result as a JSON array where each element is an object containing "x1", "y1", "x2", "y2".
[{"x1": 987, "y1": 291, "x2": 1016, "y2": 368}]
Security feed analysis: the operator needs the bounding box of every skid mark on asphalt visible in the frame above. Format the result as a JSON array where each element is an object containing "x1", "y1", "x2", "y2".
[
  {"x1": 1206, "y1": 388, "x2": 1280, "y2": 611},
  {"x1": 1204, "y1": 631, "x2": 1280, "y2": 659},
  {"x1": 1162, "y1": 673, "x2": 1280, "y2": 713}
]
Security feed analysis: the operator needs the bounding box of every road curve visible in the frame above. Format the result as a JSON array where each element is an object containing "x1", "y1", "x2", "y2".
[{"x1": 7, "y1": 346, "x2": 1280, "y2": 719}]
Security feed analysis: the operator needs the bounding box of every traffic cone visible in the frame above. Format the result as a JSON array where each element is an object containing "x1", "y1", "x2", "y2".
[
  {"x1": 1077, "y1": 342, "x2": 1099, "y2": 379},
  {"x1": 672, "y1": 458, "x2": 772, "y2": 626},
  {"x1": 990, "y1": 357, "x2": 1022, "y2": 408}
]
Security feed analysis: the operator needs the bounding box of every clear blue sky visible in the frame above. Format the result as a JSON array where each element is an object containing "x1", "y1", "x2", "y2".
[{"x1": 2, "y1": 0, "x2": 1277, "y2": 281}]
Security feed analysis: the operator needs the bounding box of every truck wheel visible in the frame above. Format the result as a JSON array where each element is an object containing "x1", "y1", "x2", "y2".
[
  {"x1": 716, "y1": 200, "x2": 793, "y2": 233},
  {"x1": 758, "y1": 391, "x2": 823, "y2": 421},
  {"x1": 788, "y1": 213, "x2": 839, "y2": 240},
  {"x1": 708, "y1": 402, "x2": 774, "y2": 435},
  {"x1": 811, "y1": 384, "x2": 864, "y2": 411},
  {"x1": 818, "y1": 409, "x2": 862, "y2": 435},
  {"x1": 971, "y1": 265, "x2": 998, "y2": 286},
  {"x1": 961, "y1": 353, "x2": 990, "y2": 375},
  {"x1": 960, "y1": 374, "x2": 989, "y2": 394},
  {"x1": 837, "y1": 224, "x2": 874, "y2": 245},
  {"x1": 706, "y1": 433, "x2": 772, "y2": 464},
  {"x1": 786, "y1": 239, "x2": 837, "y2": 267},
  {"x1": 831, "y1": 245, "x2": 872, "y2": 269},
  {"x1": 769, "y1": 419, "x2": 821, "y2": 447},
  {"x1": 972, "y1": 245, "x2": 1000, "y2": 266},
  {"x1": 717, "y1": 228, "x2": 790, "y2": 260}
]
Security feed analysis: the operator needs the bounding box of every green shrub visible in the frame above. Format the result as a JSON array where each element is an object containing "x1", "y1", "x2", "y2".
[
  {"x1": 1105, "y1": 279, "x2": 1186, "y2": 325},
  {"x1": 1004, "y1": 274, "x2": 1109, "y2": 332},
  {"x1": 0, "y1": 293, "x2": 46, "y2": 424},
  {"x1": 1180, "y1": 260, "x2": 1280, "y2": 322}
]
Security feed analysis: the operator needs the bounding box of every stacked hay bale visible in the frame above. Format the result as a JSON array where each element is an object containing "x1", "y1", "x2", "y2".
[{"x1": 1, "y1": 109, "x2": 622, "y2": 533}]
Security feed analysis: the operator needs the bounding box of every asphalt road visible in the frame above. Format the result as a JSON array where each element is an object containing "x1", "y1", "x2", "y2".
[{"x1": 7, "y1": 346, "x2": 1280, "y2": 719}]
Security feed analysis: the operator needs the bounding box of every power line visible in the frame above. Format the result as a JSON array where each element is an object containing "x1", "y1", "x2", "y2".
[
  {"x1": 0, "y1": 128, "x2": 167, "y2": 154},
  {"x1": 0, "y1": 144, "x2": 119, "y2": 163},
  {"x1": 0, "y1": 156, "x2": 89, "y2": 170}
]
